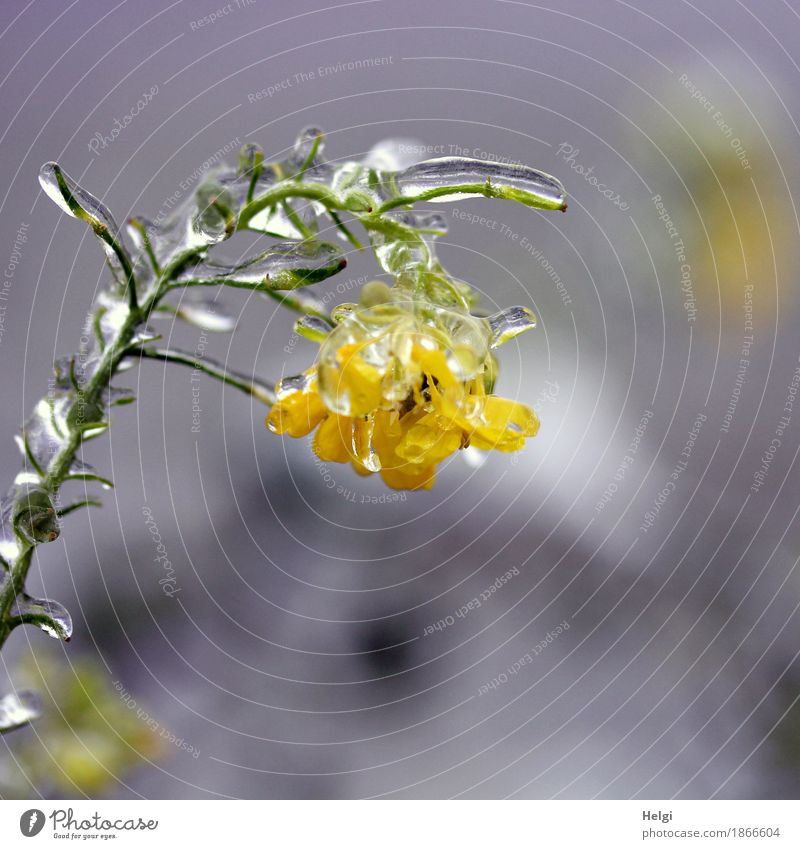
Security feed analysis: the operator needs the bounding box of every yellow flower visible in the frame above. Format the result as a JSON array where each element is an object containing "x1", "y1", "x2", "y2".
[{"x1": 267, "y1": 297, "x2": 539, "y2": 490}]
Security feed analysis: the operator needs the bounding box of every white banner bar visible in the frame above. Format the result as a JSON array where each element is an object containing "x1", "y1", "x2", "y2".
[{"x1": 0, "y1": 800, "x2": 797, "y2": 847}]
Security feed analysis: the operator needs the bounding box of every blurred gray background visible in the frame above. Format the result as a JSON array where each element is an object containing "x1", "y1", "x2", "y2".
[{"x1": 1, "y1": 0, "x2": 799, "y2": 799}]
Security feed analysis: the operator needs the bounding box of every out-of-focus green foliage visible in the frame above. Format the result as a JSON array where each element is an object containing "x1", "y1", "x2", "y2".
[{"x1": 1, "y1": 649, "x2": 163, "y2": 798}]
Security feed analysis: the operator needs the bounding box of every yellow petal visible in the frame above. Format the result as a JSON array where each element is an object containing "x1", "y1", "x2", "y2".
[
  {"x1": 395, "y1": 414, "x2": 461, "y2": 465},
  {"x1": 380, "y1": 463, "x2": 436, "y2": 491},
  {"x1": 370, "y1": 408, "x2": 438, "y2": 489},
  {"x1": 427, "y1": 381, "x2": 465, "y2": 427},
  {"x1": 314, "y1": 414, "x2": 381, "y2": 479},
  {"x1": 428, "y1": 383, "x2": 538, "y2": 453},
  {"x1": 411, "y1": 344, "x2": 459, "y2": 390},
  {"x1": 313, "y1": 415, "x2": 352, "y2": 463},
  {"x1": 484, "y1": 395, "x2": 539, "y2": 435},
  {"x1": 469, "y1": 396, "x2": 540, "y2": 451},
  {"x1": 267, "y1": 388, "x2": 327, "y2": 437},
  {"x1": 320, "y1": 343, "x2": 384, "y2": 417},
  {"x1": 372, "y1": 408, "x2": 415, "y2": 466}
]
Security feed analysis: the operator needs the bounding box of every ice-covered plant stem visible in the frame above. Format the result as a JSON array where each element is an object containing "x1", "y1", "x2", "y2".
[{"x1": 0, "y1": 128, "x2": 566, "y2": 730}]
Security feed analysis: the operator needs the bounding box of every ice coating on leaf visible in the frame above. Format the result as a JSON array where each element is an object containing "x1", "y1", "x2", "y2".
[
  {"x1": 394, "y1": 157, "x2": 567, "y2": 210},
  {"x1": 279, "y1": 130, "x2": 376, "y2": 216},
  {"x1": 289, "y1": 127, "x2": 325, "y2": 170},
  {"x1": 238, "y1": 142, "x2": 263, "y2": 176},
  {"x1": 226, "y1": 169, "x2": 276, "y2": 209},
  {"x1": 371, "y1": 235, "x2": 429, "y2": 278},
  {"x1": 93, "y1": 291, "x2": 158, "y2": 357},
  {"x1": 128, "y1": 169, "x2": 253, "y2": 269},
  {"x1": 363, "y1": 138, "x2": 425, "y2": 172},
  {"x1": 294, "y1": 314, "x2": 331, "y2": 342},
  {"x1": 488, "y1": 306, "x2": 537, "y2": 347},
  {"x1": 126, "y1": 215, "x2": 164, "y2": 274},
  {"x1": 275, "y1": 370, "x2": 314, "y2": 400},
  {"x1": 247, "y1": 203, "x2": 316, "y2": 240},
  {"x1": 11, "y1": 594, "x2": 73, "y2": 641},
  {"x1": 181, "y1": 241, "x2": 346, "y2": 290},
  {"x1": 174, "y1": 299, "x2": 237, "y2": 332},
  {"x1": 129, "y1": 325, "x2": 160, "y2": 347},
  {"x1": 102, "y1": 386, "x2": 136, "y2": 406},
  {"x1": 0, "y1": 689, "x2": 41, "y2": 732},
  {"x1": 242, "y1": 374, "x2": 276, "y2": 406},
  {"x1": 38, "y1": 163, "x2": 123, "y2": 237},
  {"x1": 192, "y1": 183, "x2": 238, "y2": 244},
  {"x1": 164, "y1": 212, "x2": 212, "y2": 258},
  {"x1": 216, "y1": 168, "x2": 261, "y2": 209},
  {"x1": 385, "y1": 209, "x2": 449, "y2": 235},
  {"x1": 127, "y1": 214, "x2": 197, "y2": 269},
  {"x1": 263, "y1": 287, "x2": 327, "y2": 319},
  {"x1": 325, "y1": 161, "x2": 364, "y2": 197},
  {"x1": 52, "y1": 356, "x2": 76, "y2": 388},
  {"x1": 19, "y1": 395, "x2": 70, "y2": 473},
  {"x1": 13, "y1": 472, "x2": 41, "y2": 486},
  {"x1": 65, "y1": 458, "x2": 114, "y2": 490},
  {"x1": 96, "y1": 294, "x2": 157, "y2": 347},
  {"x1": 38, "y1": 163, "x2": 132, "y2": 284},
  {"x1": 11, "y1": 484, "x2": 60, "y2": 545},
  {"x1": 53, "y1": 354, "x2": 97, "y2": 392},
  {"x1": 369, "y1": 210, "x2": 451, "y2": 280},
  {"x1": 67, "y1": 458, "x2": 103, "y2": 478},
  {"x1": 0, "y1": 494, "x2": 21, "y2": 566},
  {"x1": 0, "y1": 483, "x2": 59, "y2": 561},
  {"x1": 329, "y1": 303, "x2": 358, "y2": 324},
  {"x1": 97, "y1": 297, "x2": 130, "y2": 343}
]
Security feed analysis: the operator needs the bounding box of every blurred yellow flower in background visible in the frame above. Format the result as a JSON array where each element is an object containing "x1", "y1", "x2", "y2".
[{"x1": 1, "y1": 649, "x2": 165, "y2": 798}]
